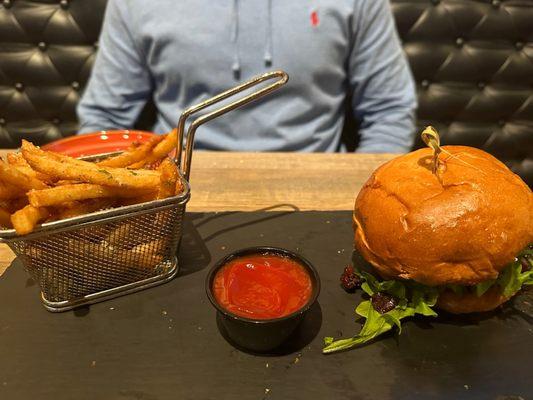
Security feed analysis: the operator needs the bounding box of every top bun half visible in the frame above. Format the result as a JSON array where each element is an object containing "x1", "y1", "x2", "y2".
[{"x1": 353, "y1": 146, "x2": 532, "y2": 286}]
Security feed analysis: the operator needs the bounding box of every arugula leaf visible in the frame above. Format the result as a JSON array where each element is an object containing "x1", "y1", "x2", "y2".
[
  {"x1": 474, "y1": 280, "x2": 495, "y2": 297},
  {"x1": 411, "y1": 288, "x2": 438, "y2": 317},
  {"x1": 323, "y1": 301, "x2": 396, "y2": 354},
  {"x1": 495, "y1": 251, "x2": 533, "y2": 298},
  {"x1": 323, "y1": 277, "x2": 438, "y2": 354}
]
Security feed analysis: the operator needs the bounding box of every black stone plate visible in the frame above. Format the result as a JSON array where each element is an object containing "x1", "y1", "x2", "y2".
[{"x1": 0, "y1": 211, "x2": 531, "y2": 400}]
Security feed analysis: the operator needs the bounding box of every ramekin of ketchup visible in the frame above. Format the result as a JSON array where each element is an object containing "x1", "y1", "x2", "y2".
[{"x1": 206, "y1": 247, "x2": 320, "y2": 352}]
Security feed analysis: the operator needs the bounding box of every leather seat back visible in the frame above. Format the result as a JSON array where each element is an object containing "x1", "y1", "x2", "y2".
[{"x1": 0, "y1": 0, "x2": 531, "y2": 184}]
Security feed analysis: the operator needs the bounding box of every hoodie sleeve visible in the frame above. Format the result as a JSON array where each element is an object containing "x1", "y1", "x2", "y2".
[
  {"x1": 76, "y1": 0, "x2": 152, "y2": 134},
  {"x1": 348, "y1": 0, "x2": 417, "y2": 153}
]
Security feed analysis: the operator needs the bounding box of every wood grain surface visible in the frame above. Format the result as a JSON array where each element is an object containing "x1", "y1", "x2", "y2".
[{"x1": 0, "y1": 151, "x2": 395, "y2": 276}]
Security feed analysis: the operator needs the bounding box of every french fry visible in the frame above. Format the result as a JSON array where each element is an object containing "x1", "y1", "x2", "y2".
[
  {"x1": 13, "y1": 165, "x2": 54, "y2": 184},
  {"x1": 0, "y1": 138, "x2": 183, "y2": 235},
  {"x1": 97, "y1": 135, "x2": 164, "y2": 167},
  {"x1": 6, "y1": 152, "x2": 27, "y2": 166},
  {"x1": 11, "y1": 205, "x2": 50, "y2": 235},
  {"x1": 28, "y1": 183, "x2": 154, "y2": 207},
  {"x1": 175, "y1": 176, "x2": 184, "y2": 196},
  {"x1": 0, "y1": 159, "x2": 47, "y2": 190},
  {"x1": 128, "y1": 239, "x2": 166, "y2": 269},
  {"x1": 129, "y1": 129, "x2": 177, "y2": 168},
  {"x1": 157, "y1": 158, "x2": 179, "y2": 199},
  {"x1": 55, "y1": 198, "x2": 117, "y2": 220},
  {"x1": 21, "y1": 140, "x2": 160, "y2": 190}
]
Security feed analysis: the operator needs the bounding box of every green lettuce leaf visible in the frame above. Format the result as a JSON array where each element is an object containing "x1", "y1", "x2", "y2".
[
  {"x1": 323, "y1": 278, "x2": 438, "y2": 354},
  {"x1": 494, "y1": 249, "x2": 533, "y2": 298},
  {"x1": 474, "y1": 280, "x2": 495, "y2": 297}
]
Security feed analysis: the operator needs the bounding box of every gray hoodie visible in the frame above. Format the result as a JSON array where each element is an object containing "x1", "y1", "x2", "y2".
[{"x1": 78, "y1": 0, "x2": 416, "y2": 152}]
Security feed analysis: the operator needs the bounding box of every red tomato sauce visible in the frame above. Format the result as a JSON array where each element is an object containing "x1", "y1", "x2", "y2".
[{"x1": 213, "y1": 253, "x2": 313, "y2": 320}]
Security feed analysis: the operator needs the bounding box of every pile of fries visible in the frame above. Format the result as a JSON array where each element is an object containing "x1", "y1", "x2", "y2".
[{"x1": 0, "y1": 130, "x2": 183, "y2": 235}]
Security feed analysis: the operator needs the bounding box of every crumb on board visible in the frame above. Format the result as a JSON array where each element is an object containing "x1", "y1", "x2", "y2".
[
  {"x1": 91, "y1": 361, "x2": 96, "y2": 367},
  {"x1": 464, "y1": 385, "x2": 469, "y2": 390},
  {"x1": 264, "y1": 388, "x2": 271, "y2": 395},
  {"x1": 162, "y1": 310, "x2": 167, "y2": 316},
  {"x1": 109, "y1": 307, "x2": 115, "y2": 311}
]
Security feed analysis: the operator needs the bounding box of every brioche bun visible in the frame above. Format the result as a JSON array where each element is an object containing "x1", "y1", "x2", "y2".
[
  {"x1": 436, "y1": 286, "x2": 509, "y2": 314},
  {"x1": 353, "y1": 146, "x2": 532, "y2": 313}
]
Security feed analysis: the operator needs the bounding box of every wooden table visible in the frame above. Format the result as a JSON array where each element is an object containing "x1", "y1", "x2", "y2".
[{"x1": 0, "y1": 151, "x2": 395, "y2": 276}]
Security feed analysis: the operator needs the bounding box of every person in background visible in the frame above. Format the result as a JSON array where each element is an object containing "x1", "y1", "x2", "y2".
[{"x1": 77, "y1": 0, "x2": 416, "y2": 153}]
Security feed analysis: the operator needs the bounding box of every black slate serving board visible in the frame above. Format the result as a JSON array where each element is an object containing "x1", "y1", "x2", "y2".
[{"x1": 0, "y1": 211, "x2": 532, "y2": 400}]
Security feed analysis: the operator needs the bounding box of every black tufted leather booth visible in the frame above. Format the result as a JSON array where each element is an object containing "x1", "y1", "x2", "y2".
[{"x1": 0, "y1": 0, "x2": 532, "y2": 184}]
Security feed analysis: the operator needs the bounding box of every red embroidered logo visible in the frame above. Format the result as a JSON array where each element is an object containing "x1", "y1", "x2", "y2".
[{"x1": 310, "y1": 10, "x2": 319, "y2": 27}]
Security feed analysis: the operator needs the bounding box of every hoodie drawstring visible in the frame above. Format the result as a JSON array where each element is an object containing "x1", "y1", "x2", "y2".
[
  {"x1": 264, "y1": 0, "x2": 273, "y2": 67},
  {"x1": 231, "y1": 0, "x2": 241, "y2": 78},
  {"x1": 231, "y1": 0, "x2": 273, "y2": 78}
]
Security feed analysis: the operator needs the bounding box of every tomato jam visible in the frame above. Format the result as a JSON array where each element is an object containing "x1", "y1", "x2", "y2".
[{"x1": 213, "y1": 253, "x2": 313, "y2": 320}]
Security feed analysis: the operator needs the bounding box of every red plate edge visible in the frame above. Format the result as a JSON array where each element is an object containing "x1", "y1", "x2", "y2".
[{"x1": 42, "y1": 130, "x2": 156, "y2": 157}]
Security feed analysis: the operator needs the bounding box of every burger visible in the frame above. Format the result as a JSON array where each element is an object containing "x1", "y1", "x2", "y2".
[{"x1": 323, "y1": 141, "x2": 532, "y2": 353}]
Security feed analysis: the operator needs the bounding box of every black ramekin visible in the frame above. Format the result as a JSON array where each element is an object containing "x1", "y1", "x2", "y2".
[{"x1": 206, "y1": 246, "x2": 321, "y2": 352}]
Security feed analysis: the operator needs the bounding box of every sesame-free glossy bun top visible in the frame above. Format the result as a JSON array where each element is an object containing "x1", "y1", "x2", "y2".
[{"x1": 353, "y1": 146, "x2": 532, "y2": 287}]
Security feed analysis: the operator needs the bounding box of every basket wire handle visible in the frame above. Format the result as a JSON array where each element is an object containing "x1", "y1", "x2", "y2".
[{"x1": 175, "y1": 70, "x2": 289, "y2": 180}]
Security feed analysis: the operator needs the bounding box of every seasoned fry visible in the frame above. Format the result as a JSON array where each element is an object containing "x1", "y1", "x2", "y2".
[
  {"x1": 28, "y1": 183, "x2": 154, "y2": 207},
  {"x1": 0, "y1": 159, "x2": 47, "y2": 190},
  {"x1": 128, "y1": 239, "x2": 166, "y2": 269},
  {"x1": 157, "y1": 158, "x2": 179, "y2": 199},
  {"x1": 129, "y1": 129, "x2": 177, "y2": 168},
  {"x1": 55, "y1": 198, "x2": 117, "y2": 220},
  {"x1": 0, "y1": 138, "x2": 183, "y2": 235},
  {"x1": 11, "y1": 205, "x2": 50, "y2": 235},
  {"x1": 21, "y1": 140, "x2": 160, "y2": 190},
  {"x1": 6, "y1": 152, "x2": 27, "y2": 166},
  {"x1": 13, "y1": 165, "x2": 54, "y2": 184},
  {"x1": 97, "y1": 135, "x2": 164, "y2": 167},
  {"x1": 7, "y1": 151, "x2": 54, "y2": 183}
]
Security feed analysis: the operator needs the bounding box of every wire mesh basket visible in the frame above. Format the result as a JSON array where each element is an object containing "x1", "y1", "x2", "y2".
[{"x1": 0, "y1": 71, "x2": 288, "y2": 312}]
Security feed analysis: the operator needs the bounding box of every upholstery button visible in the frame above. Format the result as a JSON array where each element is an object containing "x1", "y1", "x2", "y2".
[
  {"x1": 3, "y1": 0, "x2": 11, "y2": 9},
  {"x1": 14, "y1": 83, "x2": 24, "y2": 92},
  {"x1": 0, "y1": 118, "x2": 5, "y2": 126},
  {"x1": 60, "y1": 0, "x2": 68, "y2": 9},
  {"x1": 71, "y1": 81, "x2": 80, "y2": 90},
  {"x1": 492, "y1": 0, "x2": 500, "y2": 8},
  {"x1": 455, "y1": 37, "x2": 464, "y2": 47},
  {"x1": 52, "y1": 118, "x2": 61, "y2": 125},
  {"x1": 477, "y1": 82, "x2": 486, "y2": 90},
  {"x1": 515, "y1": 42, "x2": 524, "y2": 50},
  {"x1": 37, "y1": 42, "x2": 47, "y2": 51},
  {"x1": 421, "y1": 79, "x2": 430, "y2": 89}
]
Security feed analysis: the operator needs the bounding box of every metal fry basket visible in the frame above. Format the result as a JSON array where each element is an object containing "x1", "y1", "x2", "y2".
[{"x1": 0, "y1": 71, "x2": 288, "y2": 312}]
